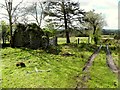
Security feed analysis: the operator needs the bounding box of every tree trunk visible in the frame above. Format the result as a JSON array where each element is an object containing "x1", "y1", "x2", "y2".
[
  {"x1": 55, "y1": 36, "x2": 58, "y2": 46},
  {"x1": 4, "y1": 37, "x2": 7, "y2": 44},
  {"x1": 78, "y1": 38, "x2": 80, "y2": 44},
  {"x1": 93, "y1": 26, "x2": 96, "y2": 35},
  {"x1": 2, "y1": 36, "x2": 5, "y2": 45},
  {"x1": 66, "y1": 31, "x2": 70, "y2": 43},
  {"x1": 93, "y1": 26, "x2": 97, "y2": 44},
  {"x1": 8, "y1": 2, "x2": 14, "y2": 47},
  {"x1": 62, "y1": 1, "x2": 70, "y2": 43},
  {"x1": 9, "y1": 16, "x2": 14, "y2": 47},
  {"x1": 46, "y1": 33, "x2": 49, "y2": 48}
]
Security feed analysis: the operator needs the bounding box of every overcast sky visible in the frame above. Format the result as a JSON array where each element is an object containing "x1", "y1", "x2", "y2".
[
  {"x1": 79, "y1": 0, "x2": 119, "y2": 29},
  {"x1": 0, "y1": 0, "x2": 119, "y2": 29}
]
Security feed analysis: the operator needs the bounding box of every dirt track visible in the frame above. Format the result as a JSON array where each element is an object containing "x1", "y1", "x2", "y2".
[
  {"x1": 76, "y1": 44, "x2": 118, "y2": 88},
  {"x1": 82, "y1": 45, "x2": 102, "y2": 71},
  {"x1": 106, "y1": 44, "x2": 118, "y2": 73}
]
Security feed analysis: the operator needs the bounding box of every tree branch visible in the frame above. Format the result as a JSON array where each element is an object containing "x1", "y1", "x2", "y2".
[
  {"x1": 5, "y1": 0, "x2": 9, "y2": 12},
  {"x1": 0, "y1": 3, "x2": 6, "y2": 9},
  {"x1": 12, "y1": 0, "x2": 23, "y2": 16}
]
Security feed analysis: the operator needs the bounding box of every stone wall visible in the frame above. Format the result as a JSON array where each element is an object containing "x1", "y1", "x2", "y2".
[
  {"x1": 13, "y1": 23, "x2": 44, "y2": 49},
  {"x1": 13, "y1": 23, "x2": 30, "y2": 47}
]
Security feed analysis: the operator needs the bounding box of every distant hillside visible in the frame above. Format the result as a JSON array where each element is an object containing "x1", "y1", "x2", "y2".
[{"x1": 102, "y1": 29, "x2": 119, "y2": 35}]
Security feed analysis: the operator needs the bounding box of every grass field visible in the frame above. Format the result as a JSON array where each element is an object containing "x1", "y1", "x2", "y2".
[
  {"x1": 58, "y1": 37, "x2": 89, "y2": 44},
  {"x1": 1, "y1": 37, "x2": 119, "y2": 88}
]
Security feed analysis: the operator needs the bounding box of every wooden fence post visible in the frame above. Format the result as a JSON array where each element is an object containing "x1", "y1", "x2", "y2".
[{"x1": 78, "y1": 38, "x2": 80, "y2": 44}]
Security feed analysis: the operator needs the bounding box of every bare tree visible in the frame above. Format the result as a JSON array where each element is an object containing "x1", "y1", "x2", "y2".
[
  {"x1": 0, "y1": 0, "x2": 23, "y2": 47},
  {"x1": 23, "y1": 0, "x2": 45, "y2": 28}
]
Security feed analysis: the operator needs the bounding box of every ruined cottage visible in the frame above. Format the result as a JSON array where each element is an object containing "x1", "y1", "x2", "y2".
[{"x1": 13, "y1": 23, "x2": 44, "y2": 49}]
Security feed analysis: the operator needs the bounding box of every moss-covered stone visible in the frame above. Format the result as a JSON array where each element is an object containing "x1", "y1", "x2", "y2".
[
  {"x1": 13, "y1": 23, "x2": 44, "y2": 49},
  {"x1": 13, "y1": 23, "x2": 30, "y2": 47}
]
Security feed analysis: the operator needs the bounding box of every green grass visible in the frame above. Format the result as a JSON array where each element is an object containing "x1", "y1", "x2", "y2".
[
  {"x1": 1, "y1": 37, "x2": 119, "y2": 88},
  {"x1": 58, "y1": 37, "x2": 88, "y2": 44},
  {"x1": 2, "y1": 44, "x2": 92, "y2": 88}
]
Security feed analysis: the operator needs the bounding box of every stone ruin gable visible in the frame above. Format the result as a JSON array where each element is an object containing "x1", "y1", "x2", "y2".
[
  {"x1": 13, "y1": 23, "x2": 30, "y2": 47},
  {"x1": 25, "y1": 23, "x2": 44, "y2": 49},
  {"x1": 13, "y1": 23, "x2": 44, "y2": 49},
  {"x1": 49, "y1": 36, "x2": 57, "y2": 46},
  {"x1": 41, "y1": 36, "x2": 48, "y2": 48}
]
